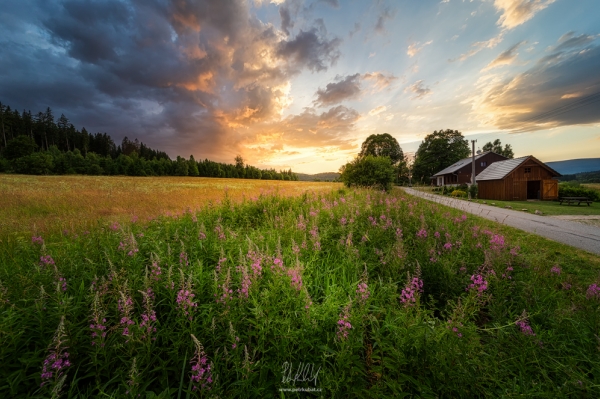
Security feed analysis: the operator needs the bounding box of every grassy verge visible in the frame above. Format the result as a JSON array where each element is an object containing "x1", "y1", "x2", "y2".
[
  {"x1": 471, "y1": 198, "x2": 600, "y2": 215},
  {"x1": 1, "y1": 187, "x2": 600, "y2": 397}
]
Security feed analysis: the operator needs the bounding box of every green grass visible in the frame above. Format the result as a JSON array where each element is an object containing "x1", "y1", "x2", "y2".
[
  {"x1": 1, "y1": 187, "x2": 600, "y2": 397},
  {"x1": 471, "y1": 198, "x2": 600, "y2": 215}
]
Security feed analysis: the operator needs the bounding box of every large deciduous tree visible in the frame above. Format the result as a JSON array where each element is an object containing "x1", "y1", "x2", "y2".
[
  {"x1": 340, "y1": 155, "x2": 395, "y2": 191},
  {"x1": 359, "y1": 133, "x2": 404, "y2": 165},
  {"x1": 482, "y1": 139, "x2": 514, "y2": 158},
  {"x1": 411, "y1": 129, "x2": 470, "y2": 184}
]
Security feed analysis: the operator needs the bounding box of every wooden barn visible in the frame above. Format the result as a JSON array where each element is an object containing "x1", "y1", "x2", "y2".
[
  {"x1": 431, "y1": 151, "x2": 508, "y2": 186},
  {"x1": 476, "y1": 155, "x2": 561, "y2": 200}
]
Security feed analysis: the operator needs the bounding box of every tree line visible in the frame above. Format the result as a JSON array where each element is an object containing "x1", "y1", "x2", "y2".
[
  {"x1": 340, "y1": 130, "x2": 514, "y2": 190},
  {"x1": 0, "y1": 101, "x2": 298, "y2": 180}
]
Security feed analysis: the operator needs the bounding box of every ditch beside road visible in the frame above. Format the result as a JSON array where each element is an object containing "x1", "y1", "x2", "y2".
[{"x1": 401, "y1": 187, "x2": 600, "y2": 256}]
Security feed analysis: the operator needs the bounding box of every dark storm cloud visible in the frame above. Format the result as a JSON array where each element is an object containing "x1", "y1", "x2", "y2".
[
  {"x1": 477, "y1": 41, "x2": 600, "y2": 131},
  {"x1": 314, "y1": 74, "x2": 362, "y2": 106},
  {"x1": 0, "y1": 0, "x2": 344, "y2": 163},
  {"x1": 277, "y1": 29, "x2": 341, "y2": 72}
]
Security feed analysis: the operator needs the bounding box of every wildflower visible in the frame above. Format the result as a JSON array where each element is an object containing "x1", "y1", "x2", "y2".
[
  {"x1": 443, "y1": 242, "x2": 453, "y2": 251},
  {"x1": 198, "y1": 231, "x2": 206, "y2": 240},
  {"x1": 288, "y1": 268, "x2": 303, "y2": 291},
  {"x1": 467, "y1": 274, "x2": 488, "y2": 295},
  {"x1": 109, "y1": 222, "x2": 120, "y2": 231},
  {"x1": 434, "y1": 232, "x2": 440, "y2": 238},
  {"x1": 238, "y1": 265, "x2": 251, "y2": 299},
  {"x1": 297, "y1": 215, "x2": 307, "y2": 230},
  {"x1": 340, "y1": 217, "x2": 347, "y2": 226},
  {"x1": 516, "y1": 311, "x2": 535, "y2": 336},
  {"x1": 139, "y1": 288, "x2": 157, "y2": 340},
  {"x1": 190, "y1": 335, "x2": 213, "y2": 391},
  {"x1": 32, "y1": 236, "x2": 44, "y2": 245},
  {"x1": 217, "y1": 268, "x2": 233, "y2": 305},
  {"x1": 150, "y1": 261, "x2": 162, "y2": 281},
  {"x1": 587, "y1": 284, "x2": 600, "y2": 299},
  {"x1": 395, "y1": 228, "x2": 403, "y2": 238},
  {"x1": 490, "y1": 234, "x2": 506, "y2": 251},
  {"x1": 214, "y1": 225, "x2": 226, "y2": 240},
  {"x1": 177, "y1": 288, "x2": 198, "y2": 320},
  {"x1": 58, "y1": 277, "x2": 67, "y2": 292},
  {"x1": 118, "y1": 291, "x2": 135, "y2": 339},
  {"x1": 41, "y1": 316, "x2": 71, "y2": 391},
  {"x1": 510, "y1": 246, "x2": 520, "y2": 256},
  {"x1": 179, "y1": 252, "x2": 189, "y2": 267},
  {"x1": 416, "y1": 229, "x2": 428, "y2": 239},
  {"x1": 90, "y1": 292, "x2": 107, "y2": 347},
  {"x1": 39, "y1": 255, "x2": 55, "y2": 267},
  {"x1": 356, "y1": 282, "x2": 370, "y2": 303},
  {"x1": 550, "y1": 265, "x2": 561, "y2": 275},
  {"x1": 337, "y1": 304, "x2": 352, "y2": 341},
  {"x1": 400, "y1": 276, "x2": 424, "y2": 305}
]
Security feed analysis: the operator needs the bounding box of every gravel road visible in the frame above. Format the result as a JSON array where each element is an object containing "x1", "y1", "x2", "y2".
[{"x1": 401, "y1": 188, "x2": 600, "y2": 256}]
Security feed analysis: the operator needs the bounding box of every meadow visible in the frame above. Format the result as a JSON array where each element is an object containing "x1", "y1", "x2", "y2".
[
  {"x1": 0, "y1": 175, "x2": 339, "y2": 237},
  {"x1": 2, "y1": 180, "x2": 600, "y2": 397}
]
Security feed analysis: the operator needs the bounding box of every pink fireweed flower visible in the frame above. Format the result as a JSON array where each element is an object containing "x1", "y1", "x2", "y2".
[
  {"x1": 247, "y1": 251, "x2": 262, "y2": 277},
  {"x1": 434, "y1": 232, "x2": 440, "y2": 238},
  {"x1": 551, "y1": 265, "x2": 561, "y2": 275},
  {"x1": 356, "y1": 282, "x2": 370, "y2": 303},
  {"x1": 340, "y1": 217, "x2": 347, "y2": 226},
  {"x1": 237, "y1": 266, "x2": 251, "y2": 299},
  {"x1": 287, "y1": 269, "x2": 303, "y2": 291},
  {"x1": 490, "y1": 234, "x2": 506, "y2": 251},
  {"x1": 39, "y1": 255, "x2": 55, "y2": 267},
  {"x1": 516, "y1": 312, "x2": 535, "y2": 336},
  {"x1": 214, "y1": 225, "x2": 226, "y2": 241},
  {"x1": 587, "y1": 284, "x2": 600, "y2": 299},
  {"x1": 177, "y1": 289, "x2": 198, "y2": 320},
  {"x1": 150, "y1": 261, "x2": 162, "y2": 281},
  {"x1": 109, "y1": 222, "x2": 120, "y2": 231},
  {"x1": 395, "y1": 228, "x2": 403, "y2": 238},
  {"x1": 41, "y1": 317, "x2": 71, "y2": 388},
  {"x1": 467, "y1": 274, "x2": 488, "y2": 295},
  {"x1": 59, "y1": 277, "x2": 67, "y2": 292},
  {"x1": 198, "y1": 231, "x2": 206, "y2": 240},
  {"x1": 32, "y1": 235, "x2": 44, "y2": 245},
  {"x1": 297, "y1": 215, "x2": 307, "y2": 230},
  {"x1": 90, "y1": 292, "x2": 108, "y2": 347},
  {"x1": 217, "y1": 268, "x2": 233, "y2": 305},
  {"x1": 309, "y1": 225, "x2": 319, "y2": 239},
  {"x1": 416, "y1": 229, "x2": 428, "y2": 239},
  {"x1": 443, "y1": 242, "x2": 453, "y2": 251},
  {"x1": 510, "y1": 246, "x2": 520, "y2": 256},
  {"x1": 400, "y1": 277, "x2": 424, "y2": 306},
  {"x1": 216, "y1": 257, "x2": 227, "y2": 273},
  {"x1": 190, "y1": 335, "x2": 213, "y2": 391},
  {"x1": 337, "y1": 305, "x2": 352, "y2": 341},
  {"x1": 139, "y1": 288, "x2": 157, "y2": 340},
  {"x1": 179, "y1": 252, "x2": 189, "y2": 267}
]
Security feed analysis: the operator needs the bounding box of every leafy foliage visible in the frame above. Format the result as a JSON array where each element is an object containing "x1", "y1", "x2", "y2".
[
  {"x1": 340, "y1": 155, "x2": 395, "y2": 191},
  {"x1": 359, "y1": 133, "x2": 404, "y2": 165},
  {"x1": 558, "y1": 182, "x2": 600, "y2": 201},
  {"x1": 412, "y1": 129, "x2": 471, "y2": 183},
  {"x1": 482, "y1": 139, "x2": 514, "y2": 158}
]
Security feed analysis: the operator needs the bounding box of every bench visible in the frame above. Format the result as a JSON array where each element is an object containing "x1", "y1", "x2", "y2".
[{"x1": 559, "y1": 196, "x2": 593, "y2": 206}]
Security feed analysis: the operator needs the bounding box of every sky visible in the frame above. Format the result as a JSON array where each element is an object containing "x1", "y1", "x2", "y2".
[{"x1": 1, "y1": 0, "x2": 599, "y2": 174}]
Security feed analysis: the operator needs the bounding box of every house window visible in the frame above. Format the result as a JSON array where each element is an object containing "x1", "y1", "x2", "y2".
[
  {"x1": 524, "y1": 167, "x2": 531, "y2": 173},
  {"x1": 480, "y1": 161, "x2": 487, "y2": 167}
]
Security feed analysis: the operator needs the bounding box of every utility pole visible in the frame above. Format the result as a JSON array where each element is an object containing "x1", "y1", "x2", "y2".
[{"x1": 471, "y1": 139, "x2": 477, "y2": 185}]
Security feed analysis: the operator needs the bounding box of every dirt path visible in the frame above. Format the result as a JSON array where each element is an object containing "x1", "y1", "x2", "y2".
[{"x1": 401, "y1": 188, "x2": 600, "y2": 256}]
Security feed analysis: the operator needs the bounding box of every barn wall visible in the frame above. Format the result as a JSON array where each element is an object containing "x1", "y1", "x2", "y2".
[{"x1": 478, "y1": 159, "x2": 560, "y2": 200}]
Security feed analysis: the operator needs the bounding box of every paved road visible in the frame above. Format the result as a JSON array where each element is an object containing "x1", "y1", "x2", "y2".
[{"x1": 401, "y1": 188, "x2": 600, "y2": 256}]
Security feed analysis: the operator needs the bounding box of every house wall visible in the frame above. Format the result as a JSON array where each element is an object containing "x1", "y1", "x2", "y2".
[{"x1": 478, "y1": 158, "x2": 559, "y2": 200}]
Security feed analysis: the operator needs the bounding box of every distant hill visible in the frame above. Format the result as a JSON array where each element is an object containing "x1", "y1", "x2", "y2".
[
  {"x1": 545, "y1": 158, "x2": 600, "y2": 175},
  {"x1": 297, "y1": 172, "x2": 340, "y2": 182}
]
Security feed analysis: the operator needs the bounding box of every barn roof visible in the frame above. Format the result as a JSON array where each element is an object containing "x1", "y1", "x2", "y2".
[
  {"x1": 475, "y1": 156, "x2": 529, "y2": 181},
  {"x1": 432, "y1": 151, "x2": 500, "y2": 177}
]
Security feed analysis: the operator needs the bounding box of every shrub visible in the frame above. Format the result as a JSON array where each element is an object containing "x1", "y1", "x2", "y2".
[
  {"x1": 558, "y1": 184, "x2": 600, "y2": 201},
  {"x1": 469, "y1": 184, "x2": 478, "y2": 199},
  {"x1": 451, "y1": 190, "x2": 467, "y2": 197}
]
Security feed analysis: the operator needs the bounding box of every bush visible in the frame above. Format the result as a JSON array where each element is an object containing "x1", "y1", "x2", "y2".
[
  {"x1": 12, "y1": 153, "x2": 54, "y2": 175},
  {"x1": 450, "y1": 190, "x2": 467, "y2": 198},
  {"x1": 469, "y1": 184, "x2": 478, "y2": 199},
  {"x1": 558, "y1": 184, "x2": 600, "y2": 201},
  {"x1": 340, "y1": 155, "x2": 395, "y2": 191}
]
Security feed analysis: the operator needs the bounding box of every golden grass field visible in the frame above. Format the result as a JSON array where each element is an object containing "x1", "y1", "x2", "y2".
[
  {"x1": 584, "y1": 183, "x2": 600, "y2": 190},
  {"x1": 0, "y1": 175, "x2": 340, "y2": 237}
]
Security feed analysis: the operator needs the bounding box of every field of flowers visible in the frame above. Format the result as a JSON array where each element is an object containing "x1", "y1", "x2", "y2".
[{"x1": 1, "y1": 187, "x2": 600, "y2": 397}]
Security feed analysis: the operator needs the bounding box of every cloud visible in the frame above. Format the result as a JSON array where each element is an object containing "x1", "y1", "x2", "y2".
[
  {"x1": 482, "y1": 41, "x2": 526, "y2": 71},
  {"x1": 493, "y1": 0, "x2": 556, "y2": 30},
  {"x1": 407, "y1": 40, "x2": 433, "y2": 57},
  {"x1": 552, "y1": 31, "x2": 596, "y2": 53},
  {"x1": 314, "y1": 73, "x2": 362, "y2": 106},
  {"x1": 368, "y1": 105, "x2": 387, "y2": 116},
  {"x1": 0, "y1": 0, "x2": 349, "y2": 167},
  {"x1": 277, "y1": 28, "x2": 342, "y2": 72},
  {"x1": 349, "y1": 22, "x2": 361, "y2": 38},
  {"x1": 450, "y1": 33, "x2": 505, "y2": 62},
  {"x1": 362, "y1": 72, "x2": 398, "y2": 90},
  {"x1": 468, "y1": 41, "x2": 600, "y2": 132},
  {"x1": 374, "y1": 6, "x2": 395, "y2": 34},
  {"x1": 405, "y1": 80, "x2": 431, "y2": 99}
]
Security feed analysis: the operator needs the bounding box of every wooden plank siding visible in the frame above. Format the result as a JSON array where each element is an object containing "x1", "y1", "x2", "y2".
[
  {"x1": 478, "y1": 158, "x2": 560, "y2": 201},
  {"x1": 435, "y1": 152, "x2": 508, "y2": 186}
]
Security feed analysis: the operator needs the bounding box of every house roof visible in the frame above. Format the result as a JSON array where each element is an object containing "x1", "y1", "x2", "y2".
[
  {"x1": 475, "y1": 156, "x2": 529, "y2": 181},
  {"x1": 432, "y1": 151, "x2": 500, "y2": 177}
]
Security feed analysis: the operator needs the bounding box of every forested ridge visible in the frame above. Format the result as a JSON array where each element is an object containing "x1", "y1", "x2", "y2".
[{"x1": 0, "y1": 101, "x2": 298, "y2": 180}]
